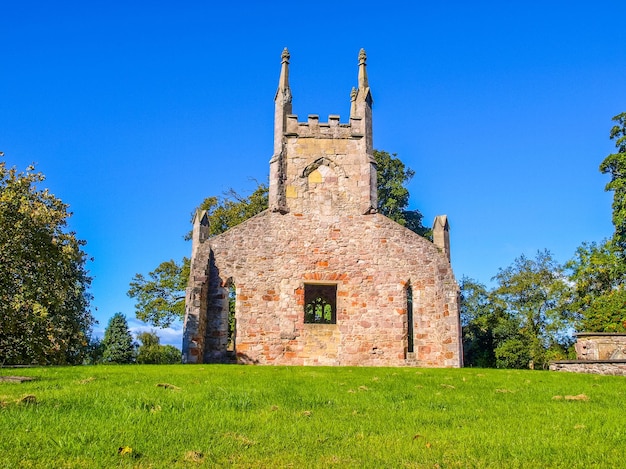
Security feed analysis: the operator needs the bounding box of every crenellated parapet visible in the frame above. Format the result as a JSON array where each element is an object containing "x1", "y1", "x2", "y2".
[{"x1": 284, "y1": 114, "x2": 365, "y2": 139}]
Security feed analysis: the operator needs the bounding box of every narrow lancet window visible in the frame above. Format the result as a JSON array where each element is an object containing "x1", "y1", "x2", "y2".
[
  {"x1": 407, "y1": 282, "x2": 414, "y2": 353},
  {"x1": 227, "y1": 281, "x2": 236, "y2": 351}
]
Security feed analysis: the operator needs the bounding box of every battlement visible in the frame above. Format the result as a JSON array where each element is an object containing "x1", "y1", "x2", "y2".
[{"x1": 285, "y1": 114, "x2": 364, "y2": 139}]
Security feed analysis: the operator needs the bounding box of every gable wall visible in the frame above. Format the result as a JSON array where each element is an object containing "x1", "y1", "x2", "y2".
[{"x1": 184, "y1": 211, "x2": 461, "y2": 367}]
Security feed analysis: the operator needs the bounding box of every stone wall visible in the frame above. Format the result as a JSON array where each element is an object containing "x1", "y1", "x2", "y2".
[
  {"x1": 549, "y1": 360, "x2": 626, "y2": 376},
  {"x1": 550, "y1": 333, "x2": 626, "y2": 376},
  {"x1": 184, "y1": 210, "x2": 461, "y2": 367},
  {"x1": 574, "y1": 333, "x2": 626, "y2": 360}
]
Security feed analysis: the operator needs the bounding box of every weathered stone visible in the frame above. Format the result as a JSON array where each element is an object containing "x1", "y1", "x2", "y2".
[
  {"x1": 573, "y1": 333, "x2": 626, "y2": 360},
  {"x1": 551, "y1": 333, "x2": 626, "y2": 375},
  {"x1": 549, "y1": 361, "x2": 626, "y2": 376},
  {"x1": 182, "y1": 49, "x2": 462, "y2": 367}
]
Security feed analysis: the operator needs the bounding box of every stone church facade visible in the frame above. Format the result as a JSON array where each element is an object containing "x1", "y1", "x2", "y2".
[{"x1": 182, "y1": 49, "x2": 462, "y2": 367}]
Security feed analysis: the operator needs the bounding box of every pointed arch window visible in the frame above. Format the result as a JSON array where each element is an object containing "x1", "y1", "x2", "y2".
[
  {"x1": 304, "y1": 284, "x2": 337, "y2": 324},
  {"x1": 407, "y1": 282, "x2": 414, "y2": 353}
]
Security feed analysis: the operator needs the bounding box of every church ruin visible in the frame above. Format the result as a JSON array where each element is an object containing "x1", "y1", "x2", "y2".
[{"x1": 182, "y1": 49, "x2": 462, "y2": 367}]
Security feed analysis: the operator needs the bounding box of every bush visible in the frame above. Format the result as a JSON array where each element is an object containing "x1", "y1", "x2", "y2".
[
  {"x1": 136, "y1": 331, "x2": 181, "y2": 364},
  {"x1": 495, "y1": 339, "x2": 532, "y2": 369}
]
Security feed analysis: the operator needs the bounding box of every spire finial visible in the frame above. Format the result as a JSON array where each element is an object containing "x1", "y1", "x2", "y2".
[
  {"x1": 357, "y1": 48, "x2": 368, "y2": 90},
  {"x1": 276, "y1": 47, "x2": 291, "y2": 105},
  {"x1": 358, "y1": 48, "x2": 367, "y2": 65}
]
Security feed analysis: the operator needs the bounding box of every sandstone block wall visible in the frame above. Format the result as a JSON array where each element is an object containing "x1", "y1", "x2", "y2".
[
  {"x1": 574, "y1": 333, "x2": 626, "y2": 360},
  {"x1": 184, "y1": 211, "x2": 461, "y2": 367},
  {"x1": 549, "y1": 361, "x2": 626, "y2": 376}
]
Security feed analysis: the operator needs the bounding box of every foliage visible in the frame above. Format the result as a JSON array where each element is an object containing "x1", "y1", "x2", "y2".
[
  {"x1": 83, "y1": 335, "x2": 105, "y2": 365},
  {"x1": 494, "y1": 338, "x2": 532, "y2": 369},
  {"x1": 188, "y1": 183, "x2": 269, "y2": 239},
  {"x1": 567, "y1": 240, "x2": 625, "y2": 332},
  {"x1": 459, "y1": 277, "x2": 499, "y2": 367},
  {"x1": 374, "y1": 150, "x2": 429, "y2": 237},
  {"x1": 101, "y1": 313, "x2": 136, "y2": 364},
  {"x1": 568, "y1": 113, "x2": 626, "y2": 332},
  {"x1": 128, "y1": 259, "x2": 190, "y2": 328},
  {"x1": 599, "y1": 112, "x2": 626, "y2": 251},
  {"x1": 461, "y1": 251, "x2": 575, "y2": 369},
  {"x1": 577, "y1": 289, "x2": 626, "y2": 332},
  {"x1": 1, "y1": 365, "x2": 625, "y2": 468},
  {"x1": 0, "y1": 160, "x2": 93, "y2": 365},
  {"x1": 136, "y1": 331, "x2": 182, "y2": 364},
  {"x1": 491, "y1": 250, "x2": 575, "y2": 368},
  {"x1": 460, "y1": 277, "x2": 525, "y2": 368},
  {"x1": 568, "y1": 241, "x2": 623, "y2": 306}
]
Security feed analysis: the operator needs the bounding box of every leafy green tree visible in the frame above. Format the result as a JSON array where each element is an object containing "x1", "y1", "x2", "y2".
[
  {"x1": 136, "y1": 330, "x2": 181, "y2": 364},
  {"x1": 101, "y1": 313, "x2": 136, "y2": 364},
  {"x1": 460, "y1": 277, "x2": 499, "y2": 367},
  {"x1": 128, "y1": 259, "x2": 190, "y2": 328},
  {"x1": 567, "y1": 240, "x2": 625, "y2": 332},
  {"x1": 491, "y1": 250, "x2": 575, "y2": 368},
  {"x1": 189, "y1": 184, "x2": 270, "y2": 239},
  {"x1": 599, "y1": 112, "x2": 626, "y2": 251},
  {"x1": 460, "y1": 277, "x2": 529, "y2": 368},
  {"x1": 84, "y1": 335, "x2": 105, "y2": 365},
  {"x1": 462, "y1": 252, "x2": 576, "y2": 369},
  {"x1": 567, "y1": 113, "x2": 626, "y2": 332},
  {"x1": 130, "y1": 151, "x2": 429, "y2": 328},
  {"x1": 0, "y1": 160, "x2": 94, "y2": 365},
  {"x1": 577, "y1": 289, "x2": 626, "y2": 332},
  {"x1": 494, "y1": 338, "x2": 532, "y2": 369},
  {"x1": 374, "y1": 150, "x2": 429, "y2": 237}
]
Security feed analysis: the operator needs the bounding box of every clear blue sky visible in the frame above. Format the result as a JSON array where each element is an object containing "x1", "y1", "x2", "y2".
[{"x1": 1, "y1": 1, "x2": 624, "y2": 346}]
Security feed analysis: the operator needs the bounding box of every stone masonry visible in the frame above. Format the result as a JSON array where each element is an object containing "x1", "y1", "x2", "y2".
[
  {"x1": 182, "y1": 49, "x2": 462, "y2": 367},
  {"x1": 550, "y1": 333, "x2": 626, "y2": 376}
]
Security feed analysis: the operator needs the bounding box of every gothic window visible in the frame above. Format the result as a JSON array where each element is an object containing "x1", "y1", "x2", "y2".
[
  {"x1": 304, "y1": 284, "x2": 337, "y2": 324},
  {"x1": 406, "y1": 282, "x2": 414, "y2": 353},
  {"x1": 227, "y1": 281, "x2": 237, "y2": 351}
]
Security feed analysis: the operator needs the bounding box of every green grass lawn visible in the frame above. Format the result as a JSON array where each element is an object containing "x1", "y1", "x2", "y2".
[{"x1": 1, "y1": 365, "x2": 624, "y2": 468}]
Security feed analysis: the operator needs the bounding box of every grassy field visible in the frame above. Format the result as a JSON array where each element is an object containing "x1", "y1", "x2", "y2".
[{"x1": 0, "y1": 365, "x2": 624, "y2": 468}]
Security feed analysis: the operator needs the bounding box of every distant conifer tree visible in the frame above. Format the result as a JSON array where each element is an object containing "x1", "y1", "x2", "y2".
[{"x1": 101, "y1": 313, "x2": 136, "y2": 364}]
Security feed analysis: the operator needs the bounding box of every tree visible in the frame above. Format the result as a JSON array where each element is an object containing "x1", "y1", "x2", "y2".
[
  {"x1": 567, "y1": 240, "x2": 625, "y2": 332},
  {"x1": 599, "y1": 112, "x2": 626, "y2": 251},
  {"x1": 460, "y1": 277, "x2": 496, "y2": 367},
  {"x1": 568, "y1": 112, "x2": 626, "y2": 332},
  {"x1": 130, "y1": 151, "x2": 429, "y2": 328},
  {"x1": 189, "y1": 183, "x2": 270, "y2": 239},
  {"x1": 460, "y1": 277, "x2": 530, "y2": 368},
  {"x1": 460, "y1": 277, "x2": 500, "y2": 367},
  {"x1": 461, "y1": 252, "x2": 576, "y2": 369},
  {"x1": 136, "y1": 330, "x2": 181, "y2": 364},
  {"x1": 0, "y1": 160, "x2": 93, "y2": 365},
  {"x1": 577, "y1": 289, "x2": 626, "y2": 333},
  {"x1": 84, "y1": 335, "x2": 105, "y2": 365},
  {"x1": 127, "y1": 185, "x2": 269, "y2": 328},
  {"x1": 374, "y1": 150, "x2": 429, "y2": 237},
  {"x1": 101, "y1": 313, "x2": 136, "y2": 364},
  {"x1": 491, "y1": 250, "x2": 575, "y2": 368},
  {"x1": 128, "y1": 259, "x2": 189, "y2": 328}
]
